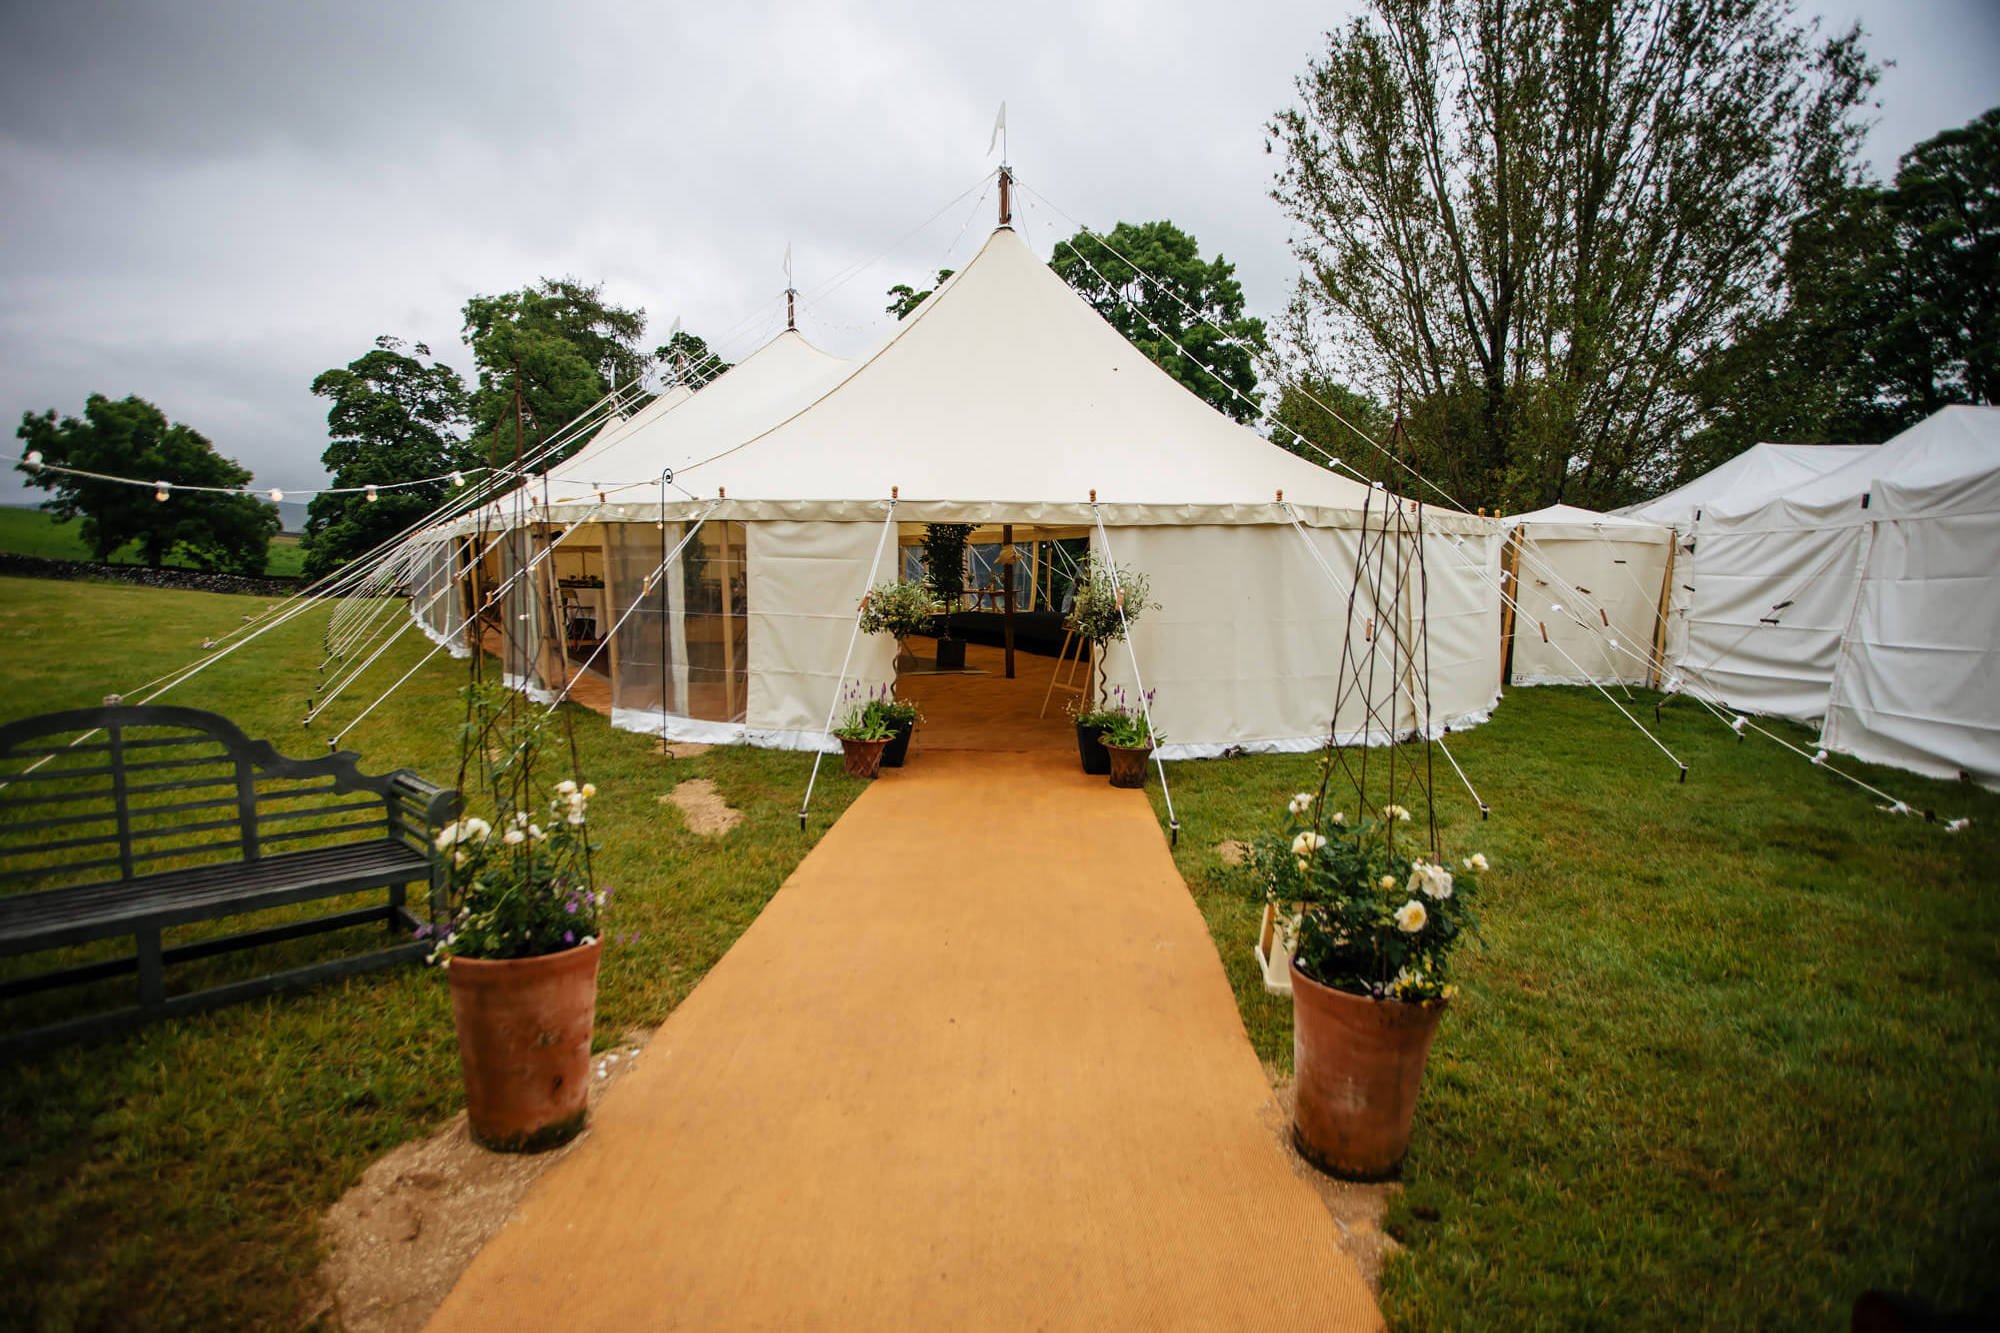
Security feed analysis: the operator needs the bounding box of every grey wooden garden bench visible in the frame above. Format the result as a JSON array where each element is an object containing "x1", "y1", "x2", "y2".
[{"x1": 0, "y1": 704, "x2": 459, "y2": 1057}]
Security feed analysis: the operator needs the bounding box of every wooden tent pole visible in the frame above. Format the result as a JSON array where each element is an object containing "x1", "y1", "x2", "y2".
[
  {"x1": 1002, "y1": 523, "x2": 1017, "y2": 679},
  {"x1": 1499, "y1": 530, "x2": 1521, "y2": 687},
  {"x1": 1649, "y1": 539, "x2": 1677, "y2": 691}
]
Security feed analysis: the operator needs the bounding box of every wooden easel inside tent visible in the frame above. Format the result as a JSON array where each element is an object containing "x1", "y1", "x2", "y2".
[{"x1": 1038, "y1": 623, "x2": 1089, "y2": 718}]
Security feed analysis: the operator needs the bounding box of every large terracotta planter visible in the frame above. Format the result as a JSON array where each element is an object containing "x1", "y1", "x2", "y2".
[
  {"x1": 1075, "y1": 721, "x2": 1111, "y2": 775},
  {"x1": 1289, "y1": 959, "x2": 1446, "y2": 1179},
  {"x1": 1104, "y1": 741, "x2": 1152, "y2": 788},
  {"x1": 448, "y1": 938, "x2": 602, "y2": 1152},
  {"x1": 840, "y1": 735, "x2": 890, "y2": 778}
]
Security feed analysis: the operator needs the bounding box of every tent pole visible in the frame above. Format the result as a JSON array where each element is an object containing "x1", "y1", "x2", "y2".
[
  {"x1": 1649, "y1": 539, "x2": 1676, "y2": 691},
  {"x1": 1499, "y1": 531, "x2": 1522, "y2": 687},
  {"x1": 1002, "y1": 523, "x2": 1017, "y2": 679},
  {"x1": 719, "y1": 517, "x2": 739, "y2": 721}
]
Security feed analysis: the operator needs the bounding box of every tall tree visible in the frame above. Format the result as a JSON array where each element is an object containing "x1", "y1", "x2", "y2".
[
  {"x1": 654, "y1": 329, "x2": 732, "y2": 388},
  {"x1": 1270, "y1": 0, "x2": 1875, "y2": 510},
  {"x1": 461, "y1": 278, "x2": 649, "y2": 472},
  {"x1": 1050, "y1": 221, "x2": 1268, "y2": 423},
  {"x1": 16, "y1": 394, "x2": 277, "y2": 574},
  {"x1": 885, "y1": 269, "x2": 955, "y2": 321},
  {"x1": 1681, "y1": 105, "x2": 2000, "y2": 477},
  {"x1": 302, "y1": 337, "x2": 471, "y2": 579}
]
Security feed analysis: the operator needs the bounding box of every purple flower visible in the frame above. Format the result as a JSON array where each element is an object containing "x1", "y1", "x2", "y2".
[
  {"x1": 564, "y1": 930, "x2": 575, "y2": 944},
  {"x1": 565, "y1": 901, "x2": 578, "y2": 914}
]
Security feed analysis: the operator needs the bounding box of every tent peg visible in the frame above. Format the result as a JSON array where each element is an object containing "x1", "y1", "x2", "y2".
[
  {"x1": 1479, "y1": 802, "x2": 1490, "y2": 821},
  {"x1": 798, "y1": 809, "x2": 808, "y2": 833},
  {"x1": 1678, "y1": 763, "x2": 1688, "y2": 784},
  {"x1": 1169, "y1": 818, "x2": 1180, "y2": 847}
]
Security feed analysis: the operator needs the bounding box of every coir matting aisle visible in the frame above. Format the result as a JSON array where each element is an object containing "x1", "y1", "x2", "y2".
[{"x1": 427, "y1": 750, "x2": 1382, "y2": 1331}]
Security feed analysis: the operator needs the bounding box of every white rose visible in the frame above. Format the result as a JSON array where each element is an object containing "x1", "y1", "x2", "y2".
[
  {"x1": 566, "y1": 809, "x2": 586, "y2": 827},
  {"x1": 1464, "y1": 853, "x2": 1489, "y2": 872},
  {"x1": 463, "y1": 817, "x2": 491, "y2": 842},
  {"x1": 433, "y1": 821, "x2": 460, "y2": 852},
  {"x1": 581, "y1": 783, "x2": 597, "y2": 799},
  {"x1": 1418, "y1": 863, "x2": 1454, "y2": 900},
  {"x1": 1379, "y1": 875, "x2": 1396, "y2": 891},
  {"x1": 502, "y1": 828, "x2": 525, "y2": 846},
  {"x1": 1331, "y1": 811, "x2": 1346, "y2": 826},
  {"x1": 529, "y1": 824, "x2": 546, "y2": 841},
  {"x1": 1287, "y1": 792, "x2": 1313, "y2": 817},
  {"x1": 1290, "y1": 831, "x2": 1326, "y2": 857},
  {"x1": 556, "y1": 779, "x2": 579, "y2": 796},
  {"x1": 1394, "y1": 899, "x2": 1427, "y2": 933}
]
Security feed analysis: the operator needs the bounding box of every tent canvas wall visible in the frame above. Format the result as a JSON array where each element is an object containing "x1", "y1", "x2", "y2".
[
  {"x1": 1670, "y1": 407, "x2": 1999, "y2": 786},
  {"x1": 1501, "y1": 504, "x2": 1673, "y2": 687},
  {"x1": 435, "y1": 223, "x2": 1505, "y2": 758}
]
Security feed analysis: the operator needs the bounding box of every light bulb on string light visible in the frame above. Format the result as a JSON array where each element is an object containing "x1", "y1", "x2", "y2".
[
  {"x1": 450, "y1": 471, "x2": 465, "y2": 487},
  {"x1": 364, "y1": 485, "x2": 379, "y2": 503},
  {"x1": 154, "y1": 481, "x2": 171, "y2": 502},
  {"x1": 268, "y1": 488, "x2": 284, "y2": 503},
  {"x1": 22, "y1": 450, "x2": 42, "y2": 470}
]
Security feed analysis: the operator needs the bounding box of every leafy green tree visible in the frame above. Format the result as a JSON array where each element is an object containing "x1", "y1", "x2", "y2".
[
  {"x1": 1270, "y1": 0, "x2": 1876, "y2": 509},
  {"x1": 1049, "y1": 221, "x2": 1267, "y2": 422},
  {"x1": 886, "y1": 269, "x2": 955, "y2": 320},
  {"x1": 302, "y1": 337, "x2": 471, "y2": 579},
  {"x1": 654, "y1": 330, "x2": 732, "y2": 388},
  {"x1": 461, "y1": 278, "x2": 649, "y2": 471},
  {"x1": 15, "y1": 394, "x2": 277, "y2": 574},
  {"x1": 1270, "y1": 374, "x2": 1394, "y2": 474},
  {"x1": 1681, "y1": 106, "x2": 2000, "y2": 477}
]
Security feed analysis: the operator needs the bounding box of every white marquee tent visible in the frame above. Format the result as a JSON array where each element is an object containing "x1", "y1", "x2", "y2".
[
  {"x1": 1668, "y1": 406, "x2": 2000, "y2": 786},
  {"x1": 1501, "y1": 504, "x2": 1674, "y2": 687},
  {"x1": 419, "y1": 222, "x2": 1506, "y2": 758}
]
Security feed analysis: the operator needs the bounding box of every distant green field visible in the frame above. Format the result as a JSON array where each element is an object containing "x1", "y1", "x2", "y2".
[{"x1": 0, "y1": 505, "x2": 304, "y2": 578}]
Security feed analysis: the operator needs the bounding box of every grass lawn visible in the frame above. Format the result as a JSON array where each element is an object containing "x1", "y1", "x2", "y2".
[
  {"x1": 0, "y1": 504, "x2": 305, "y2": 578},
  {"x1": 0, "y1": 575, "x2": 868, "y2": 1329},
  {"x1": 1157, "y1": 687, "x2": 2000, "y2": 1329}
]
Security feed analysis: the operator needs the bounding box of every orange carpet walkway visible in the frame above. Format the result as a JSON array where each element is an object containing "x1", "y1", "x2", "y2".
[{"x1": 429, "y1": 664, "x2": 1381, "y2": 1330}]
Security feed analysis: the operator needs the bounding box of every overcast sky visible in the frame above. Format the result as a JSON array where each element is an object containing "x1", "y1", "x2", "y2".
[{"x1": 3, "y1": 0, "x2": 1995, "y2": 506}]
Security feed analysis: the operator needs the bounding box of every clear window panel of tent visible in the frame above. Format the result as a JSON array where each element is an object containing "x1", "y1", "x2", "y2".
[{"x1": 607, "y1": 520, "x2": 749, "y2": 727}]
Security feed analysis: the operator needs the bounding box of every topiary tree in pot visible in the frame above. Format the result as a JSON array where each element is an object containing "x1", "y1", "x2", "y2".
[{"x1": 919, "y1": 523, "x2": 974, "y2": 669}]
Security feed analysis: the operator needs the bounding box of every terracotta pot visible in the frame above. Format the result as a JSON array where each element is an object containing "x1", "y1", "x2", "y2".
[
  {"x1": 1289, "y1": 960, "x2": 1446, "y2": 1179},
  {"x1": 840, "y1": 735, "x2": 890, "y2": 778},
  {"x1": 881, "y1": 717, "x2": 916, "y2": 768},
  {"x1": 447, "y1": 938, "x2": 602, "y2": 1152},
  {"x1": 1075, "y1": 721, "x2": 1111, "y2": 775},
  {"x1": 1104, "y1": 741, "x2": 1152, "y2": 788}
]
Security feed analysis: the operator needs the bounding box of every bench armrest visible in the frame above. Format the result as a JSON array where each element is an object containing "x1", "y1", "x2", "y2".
[{"x1": 389, "y1": 771, "x2": 462, "y2": 835}]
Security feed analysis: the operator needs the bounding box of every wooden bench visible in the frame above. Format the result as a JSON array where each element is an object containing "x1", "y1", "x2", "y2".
[{"x1": 0, "y1": 704, "x2": 459, "y2": 1057}]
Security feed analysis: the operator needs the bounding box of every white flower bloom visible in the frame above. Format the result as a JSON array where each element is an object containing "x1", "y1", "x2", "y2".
[
  {"x1": 1416, "y1": 862, "x2": 1455, "y2": 900},
  {"x1": 462, "y1": 817, "x2": 491, "y2": 842},
  {"x1": 1330, "y1": 811, "x2": 1346, "y2": 826},
  {"x1": 1468, "y1": 852, "x2": 1489, "y2": 872},
  {"x1": 556, "y1": 779, "x2": 579, "y2": 796},
  {"x1": 434, "y1": 821, "x2": 460, "y2": 852},
  {"x1": 529, "y1": 824, "x2": 546, "y2": 841},
  {"x1": 452, "y1": 850, "x2": 468, "y2": 868},
  {"x1": 581, "y1": 783, "x2": 597, "y2": 799},
  {"x1": 1295, "y1": 858, "x2": 1310, "y2": 874},
  {"x1": 595, "y1": 891, "x2": 606, "y2": 906},
  {"x1": 1394, "y1": 899, "x2": 1428, "y2": 933},
  {"x1": 1287, "y1": 792, "x2": 1313, "y2": 817},
  {"x1": 1379, "y1": 875, "x2": 1397, "y2": 891},
  {"x1": 502, "y1": 828, "x2": 525, "y2": 846},
  {"x1": 1291, "y1": 831, "x2": 1326, "y2": 857},
  {"x1": 566, "y1": 809, "x2": 586, "y2": 827},
  {"x1": 514, "y1": 811, "x2": 531, "y2": 829}
]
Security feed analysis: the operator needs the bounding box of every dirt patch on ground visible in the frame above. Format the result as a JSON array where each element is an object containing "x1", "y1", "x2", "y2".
[
  {"x1": 661, "y1": 778, "x2": 742, "y2": 836},
  {"x1": 652, "y1": 740, "x2": 713, "y2": 759},
  {"x1": 1261, "y1": 1073, "x2": 1401, "y2": 1291},
  {"x1": 316, "y1": 1032, "x2": 653, "y2": 1333},
  {"x1": 1216, "y1": 839, "x2": 1250, "y2": 867}
]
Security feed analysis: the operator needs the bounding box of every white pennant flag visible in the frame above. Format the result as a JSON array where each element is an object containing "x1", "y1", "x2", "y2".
[
  {"x1": 988, "y1": 101, "x2": 1007, "y2": 155},
  {"x1": 782, "y1": 243, "x2": 793, "y2": 285}
]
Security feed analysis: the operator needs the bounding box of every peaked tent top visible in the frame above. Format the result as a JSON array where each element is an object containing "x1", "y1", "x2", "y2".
[
  {"x1": 1616, "y1": 442, "x2": 1877, "y2": 527},
  {"x1": 1787, "y1": 404, "x2": 2000, "y2": 520},
  {"x1": 655, "y1": 226, "x2": 1465, "y2": 528},
  {"x1": 1506, "y1": 502, "x2": 1670, "y2": 540}
]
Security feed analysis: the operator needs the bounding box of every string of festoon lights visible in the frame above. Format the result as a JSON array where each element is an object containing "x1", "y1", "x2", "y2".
[{"x1": 13, "y1": 450, "x2": 485, "y2": 504}]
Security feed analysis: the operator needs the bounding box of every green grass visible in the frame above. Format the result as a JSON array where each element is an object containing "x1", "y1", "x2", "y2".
[
  {"x1": 1155, "y1": 688, "x2": 2000, "y2": 1330},
  {"x1": 0, "y1": 505, "x2": 305, "y2": 578},
  {"x1": 0, "y1": 575, "x2": 866, "y2": 1329}
]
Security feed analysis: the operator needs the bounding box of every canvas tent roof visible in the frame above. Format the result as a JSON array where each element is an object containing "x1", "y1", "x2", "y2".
[
  {"x1": 1777, "y1": 405, "x2": 2000, "y2": 521},
  {"x1": 1505, "y1": 502, "x2": 1670, "y2": 541},
  {"x1": 1617, "y1": 443, "x2": 1876, "y2": 528},
  {"x1": 523, "y1": 226, "x2": 1480, "y2": 531}
]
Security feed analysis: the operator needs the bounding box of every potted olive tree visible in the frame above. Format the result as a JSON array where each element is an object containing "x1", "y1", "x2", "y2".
[
  {"x1": 426, "y1": 683, "x2": 613, "y2": 1152},
  {"x1": 1067, "y1": 553, "x2": 1157, "y2": 772},
  {"x1": 857, "y1": 578, "x2": 942, "y2": 673},
  {"x1": 1244, "y1": 782, "x2": 1488, "y2": 1179},
  {"x1": 920, "y1": 523, "x2": 974, "y2": 670}
]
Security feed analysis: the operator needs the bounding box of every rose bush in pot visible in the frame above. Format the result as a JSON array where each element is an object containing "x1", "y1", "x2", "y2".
[{"x1": 1246, "y1": 786, "x2": 1487, "y2": 1179}]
